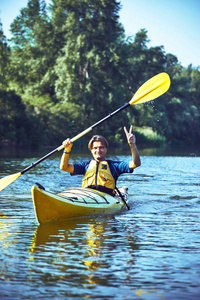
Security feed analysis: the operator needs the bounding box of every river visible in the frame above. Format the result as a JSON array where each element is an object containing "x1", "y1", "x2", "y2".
[{"x1": 0, "y1": 148, "x2": 199, "y2": 299}]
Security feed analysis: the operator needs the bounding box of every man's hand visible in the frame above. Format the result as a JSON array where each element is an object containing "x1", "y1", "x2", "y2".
[
  {"x1": 62, "y1": 138, "x2": 73, "y2": 152},
  {"x1": 124, "y1": 125, "x2": 136, "y2": 147},
  {"x1": 124, "y1": 125, "x2": 141, "y2": 168}
]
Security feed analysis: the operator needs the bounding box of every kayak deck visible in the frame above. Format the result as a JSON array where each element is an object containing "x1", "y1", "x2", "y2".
[{"x1": 32, "y1": 185, "x2": 128, "y2": 224}]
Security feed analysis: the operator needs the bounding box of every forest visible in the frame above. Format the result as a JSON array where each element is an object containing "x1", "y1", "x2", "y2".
[{"x1": 0, "y1": 0, "x2": 200, "y2": 150}]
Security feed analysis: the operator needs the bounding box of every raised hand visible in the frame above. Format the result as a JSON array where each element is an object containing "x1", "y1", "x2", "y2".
[
  {"x1": 124, "y1": 125, "x2": 136, "y2": 147},
  {"x1": 62, "y1": 138, "x2": 73, "y2": 152}
]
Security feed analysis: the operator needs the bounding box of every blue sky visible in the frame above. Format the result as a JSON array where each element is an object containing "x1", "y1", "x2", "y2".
[{"x1": 0, "y1": 0, "x2": 199, "y2": 67}]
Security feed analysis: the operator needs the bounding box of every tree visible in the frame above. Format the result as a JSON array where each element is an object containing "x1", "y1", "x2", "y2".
[
  {"x1": 0, "y1": 90, "x2": 40, "y2": 147},
  {"x1": 54, "y1": 0, "x2": 127, "y2": 137},
  {"x1": 9, "y1": 0, "x2": 57, "y2": 96},
  {"x1": 0, "y1": 21, "x2": 10, "y2": 89},
  {"x1": 3, "y1": 0, "x2": 200, "y2": 148}
]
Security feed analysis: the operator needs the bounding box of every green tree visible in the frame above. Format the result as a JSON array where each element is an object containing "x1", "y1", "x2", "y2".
[
  {"x1": 54, "y1": 0, "x2": 128, "y2": 139},
  {"x1": 3, "y1": 0, "x2": 200, "y2": 149},
  {"x1": 9, "y1": 0, "x2": 56, "y2": 96},
  {"x1": 0, "y1": 21, "x2": 10, "y2": 89},
  {"x1": 0, "y1": 90, "x2": 41, "y2": 147}
]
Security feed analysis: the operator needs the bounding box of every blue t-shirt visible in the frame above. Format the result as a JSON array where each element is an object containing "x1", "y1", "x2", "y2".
[{"x1": 72, "y1": 160, "x2": 133, "y2": 183}]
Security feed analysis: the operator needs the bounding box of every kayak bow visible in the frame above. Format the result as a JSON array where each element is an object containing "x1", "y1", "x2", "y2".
[{"x1": 32, "y1": 185, "x2": 128, "y2": 224}]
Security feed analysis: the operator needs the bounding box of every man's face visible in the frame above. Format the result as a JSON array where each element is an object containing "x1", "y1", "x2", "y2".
[{"x1": 91, "y1": 141, "x2": 107, "y2": 162}]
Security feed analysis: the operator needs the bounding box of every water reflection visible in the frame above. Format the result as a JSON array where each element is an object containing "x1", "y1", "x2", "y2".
[
  {"x1": 0, "y1": 215, "x2": 18, "y2": 248},
  {"x1": 1, "y1": 151, "x2": 200, "y2": 299},
  {"x1": 30, "y1": 217, "x2": 97, "y2": 251},
  {"x1": 28, "y1": 216, "x2": 142, "y2": 292}
]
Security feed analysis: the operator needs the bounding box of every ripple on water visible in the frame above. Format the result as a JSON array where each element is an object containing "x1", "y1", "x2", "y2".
[{"x1": 0, "y1": 155, "x2": 200, "y2": 299}]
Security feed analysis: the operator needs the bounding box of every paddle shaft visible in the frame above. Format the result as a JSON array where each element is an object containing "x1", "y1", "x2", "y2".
[
  {"x1": 21, "y1": 148, "x2": 60, "y2": 174},
  {"x1": 91, "y1": 102, "x2": 130, "y2": 129},
  {"x1": 21, "y1": 102, "x2": 131, "y2": 175},
  {"x1": 115, "y1": 187, "x2": 130, "y2": 210}
]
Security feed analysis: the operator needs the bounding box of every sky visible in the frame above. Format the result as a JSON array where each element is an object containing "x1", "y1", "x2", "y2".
[{"x1": 0, "y1": 0, "x2": 199, "y2": 68}]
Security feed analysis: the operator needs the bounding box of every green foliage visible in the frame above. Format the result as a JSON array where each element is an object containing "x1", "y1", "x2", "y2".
[
  {"x1": 0, "y1": 0, "x2": 200, "y2": 149},
  {"x1": 0, "y1": 22, "x2": 10, "y2": 89},
  {"x1": 133, "y1": 126, "x2": 166, "y2": 146},
  {"x1": 54, "y1": 1, "x2": 124, "y2": 115},
  {"x1": 0, "y1": 90, "x2": 38, "y2": 147}
]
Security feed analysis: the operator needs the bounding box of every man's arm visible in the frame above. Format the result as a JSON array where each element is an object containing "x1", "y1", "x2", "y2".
[
  {"x1": 60, "y1": 138, "x2": 74, "y2": 173},
  {"x1": 124, "y1": 125, "x2": 141, "y2": 169}
]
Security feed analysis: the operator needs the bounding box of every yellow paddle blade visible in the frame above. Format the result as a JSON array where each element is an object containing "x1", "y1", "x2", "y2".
[
  {"x1": 0, "y1": 172, "x2": 22, "y2": 192},
  {"x1": 130, "y1": 72, "x2": 170, "y2": 105}
]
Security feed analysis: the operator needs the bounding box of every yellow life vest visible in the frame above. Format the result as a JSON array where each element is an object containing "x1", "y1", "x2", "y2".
[{"x1": 82, "y1": 160, "x2": 115, "y2": 195}]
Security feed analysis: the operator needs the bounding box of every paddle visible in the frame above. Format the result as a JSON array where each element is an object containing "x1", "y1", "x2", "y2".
[{"x1": 0, "y1": 72, "x2": 170, "y2": 192}]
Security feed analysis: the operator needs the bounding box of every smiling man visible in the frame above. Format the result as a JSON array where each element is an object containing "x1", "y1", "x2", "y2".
[{"x1": 60, "y1": 126, "x2": 141, "y2": 196}]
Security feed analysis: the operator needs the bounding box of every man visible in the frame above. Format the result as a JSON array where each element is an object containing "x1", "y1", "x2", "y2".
[{"x1": 60, "y1": 126, "x2": 141, "y2": 196}]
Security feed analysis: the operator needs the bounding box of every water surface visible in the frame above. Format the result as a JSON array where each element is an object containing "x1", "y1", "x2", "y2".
[{"x1": 0, "y1": 150, "x2": 199, "y2": 299}]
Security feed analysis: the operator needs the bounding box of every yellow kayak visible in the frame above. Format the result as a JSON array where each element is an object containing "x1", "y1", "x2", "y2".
[{"x1": 32, "y1": 185, "x2": 128, "y2": 224}]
